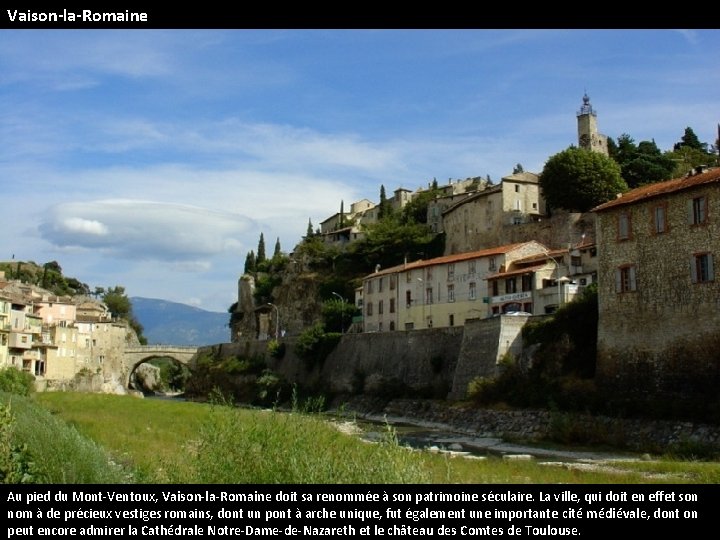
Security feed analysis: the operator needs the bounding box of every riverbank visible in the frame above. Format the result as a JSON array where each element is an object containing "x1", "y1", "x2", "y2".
[{"x1": 329, "y1": 396, "x2": 720, "y2": 457}]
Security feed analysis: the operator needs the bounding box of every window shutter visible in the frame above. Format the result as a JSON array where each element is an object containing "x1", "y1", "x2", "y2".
[
  {"x1": 708, "y1": 254, "x2": 715, "y2": 281},
  {"x1": 629, "y1": 266, "x2": 637, "y2": 291},
  {"x1": 690, "y1": 257, "x2": 697, "y2": 283},
  {"x1": 688, "y1": 200, "x2": 694, "y2": 224},
  {"x1": 615, "y1": 268, "x2": 621, "y2": 292}
]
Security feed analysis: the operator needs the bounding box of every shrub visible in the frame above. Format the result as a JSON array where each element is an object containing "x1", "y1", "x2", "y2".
[
  {"x1": 0, "y1": 402, "x2": 37, "y2": 484},
  {"x1": 0, "y1": 368, "x2": 35, "y2": 396},
  {"x1": 267, "y1": 339, "x2": 286, "y2": 359},
  {"x1": 295, "y1": 323, "x2": 340, "y2": 369}
]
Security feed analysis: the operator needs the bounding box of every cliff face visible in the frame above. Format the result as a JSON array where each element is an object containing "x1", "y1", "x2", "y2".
[{"x1": 231, "y1": 251, "x2": 324, "y2": 341}]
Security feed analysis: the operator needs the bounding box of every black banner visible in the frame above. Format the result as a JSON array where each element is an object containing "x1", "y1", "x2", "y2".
[{"x1": 2, "y1": 484, "x2": 716, "y2": 538}]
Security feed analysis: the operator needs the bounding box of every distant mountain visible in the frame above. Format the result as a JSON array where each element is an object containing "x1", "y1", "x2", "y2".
[{"x1": 130, "y1": 297, "x2": 230, "y2": 346}]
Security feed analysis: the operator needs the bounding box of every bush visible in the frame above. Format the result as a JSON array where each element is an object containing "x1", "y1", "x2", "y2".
[
  {"x1": 267, "y1": 339, "x2": 286, "y2": 359},
  {"x1": 0, "y1": 402, "x2": 37, "y2": 484},
  {"x1": 0, "y1": 368, "x2": 35, "y2": 396},
  {"x1": 295, "y1": 323, "x2": 340, "y2": 369}
]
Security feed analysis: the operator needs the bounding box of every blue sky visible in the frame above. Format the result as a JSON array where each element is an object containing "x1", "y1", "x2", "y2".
[{"x1": 0, "y1": 29, "x2": 718, "y2": 312}]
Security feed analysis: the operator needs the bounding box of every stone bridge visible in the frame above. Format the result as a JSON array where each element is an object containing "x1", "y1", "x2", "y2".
[{"x1": 123, "y1": 345, "x2": 199, "y2": 388}]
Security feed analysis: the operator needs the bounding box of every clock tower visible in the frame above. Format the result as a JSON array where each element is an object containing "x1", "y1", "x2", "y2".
[{"x1": 577, "y1": 93, "x2": 608, "y2": 155}]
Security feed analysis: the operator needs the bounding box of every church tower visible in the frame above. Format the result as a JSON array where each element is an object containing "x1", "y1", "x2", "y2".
[{"x1": 577, "y1": 93, "x2": 608, "y2": 155}]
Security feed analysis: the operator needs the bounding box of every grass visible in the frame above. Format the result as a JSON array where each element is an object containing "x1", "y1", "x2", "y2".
[{"x1": 23, "y1": 392, "x2": 720, "y2": 484}]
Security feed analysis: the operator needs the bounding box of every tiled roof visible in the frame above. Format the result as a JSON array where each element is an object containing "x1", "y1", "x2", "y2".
[
  {"x1": 364, "y1": 242, "x2": 544, "y2": 279},
  {"x1": 592, "y1": 167, "x2": 720, "y2": 212}
]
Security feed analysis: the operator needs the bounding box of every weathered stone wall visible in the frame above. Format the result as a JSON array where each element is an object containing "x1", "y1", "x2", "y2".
[
  {"x1": 596, "y1": 183, "x2": 720, "y2": 396},
  {"x1": 449, "y1": 315, "x2": 529, "y2": 400}
]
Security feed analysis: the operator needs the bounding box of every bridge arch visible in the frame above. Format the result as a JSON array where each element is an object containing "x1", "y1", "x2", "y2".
[{"x1": 122, "y1": 346, "x2": 198, "y2": 389}]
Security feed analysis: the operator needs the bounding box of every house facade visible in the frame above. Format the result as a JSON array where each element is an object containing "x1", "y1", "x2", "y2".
[
  {"x1": 592, "y1": 166, "x2": 720, "y2": 395},
  {"x1": 442, "y1": 172, "x2": 546, "y2": 255},
  {"x1": 361, "y1": 241, "x2": 549, "y2": 332}
]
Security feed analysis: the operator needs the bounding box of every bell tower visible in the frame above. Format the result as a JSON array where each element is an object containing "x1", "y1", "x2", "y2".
[{"x1": 577, "y1": 93, "x2": 608, "y2": 155}]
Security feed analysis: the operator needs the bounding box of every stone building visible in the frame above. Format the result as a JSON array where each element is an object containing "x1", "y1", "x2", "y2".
[
  {"x1": 441, "y1": 171, "x2": 546, "y2": 254},
  {"x1": 360, "y1": 241, "x2": 549, "y2": 332},
  {"x1": 592, "y1": 166, "x2": 720, "y2": 396}
]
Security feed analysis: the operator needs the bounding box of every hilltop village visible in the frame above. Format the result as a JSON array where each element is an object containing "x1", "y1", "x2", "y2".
[
  {"x1": 232, "y1": 95, "x2": 720, "y2": 409},
  {"x1": 1, "y1": 95, "x2": 718, "y2": 419}
]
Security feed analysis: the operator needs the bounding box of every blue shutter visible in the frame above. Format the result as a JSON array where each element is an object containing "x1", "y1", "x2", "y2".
[
  {"x1": 629, "y1": 266, "x2": 637, "y2": 291},
  {"x1": 615, "y1": 268, "x2": 621, "y2": 292},
  {"x1": 688, "y1": 200, "x2": 694, "y2": 224}
]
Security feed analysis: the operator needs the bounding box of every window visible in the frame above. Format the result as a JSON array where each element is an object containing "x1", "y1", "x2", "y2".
[
  {"x1": 488, "y1": 257, "x2": 496, "y2": 271},
  {"x1": 447, "y1": 284, "x2": 455, "y2": 302},
  {"x1": 378, "y1": 278, "x2": 384, "y2": 292},
  {"x1": 389, "y1": 321, "x2": 395, "y2": 331},
  {"x1": 506, "y1": 278, "x2": 517, "y2": 294},
  {"x1": 389, "y1": 298, "x2": 395, "y2": 313},
  {"x1": 447, "y1": 264, "x2": 455, "y2": 280},
  {"x1": 378, "y1": 300, "x2": 384, "y2": 314},
  {"x1": 449, "y1": 314, "x2": 455, "y2": 327},
  {"x1": 366, "y1": 302, "x2": 373, "y2": 316},
  {"x1": 468, "y1": 260, "x2": 476, "y2": 274},
  {"x1": 617, "y1": 212, "x2": 632, "y2": 240},
  {"x1": 515, "y1": 184, "x2": 519, "y2": 193},
  {"x1": 691, "y1": 253, "x2": 714, "y2": 283},
  {"x1": 366, "y1": 280, "x2": 373, "y2": 293},
  {"x1": 378, "y1": 322, "x2": 383, "y2": 332},
  {"x1": 389, "y1": 275, "x2": 396, "y2": 290},
  {"x1": 426, "y1": 268, "x2": 433, "y2": 281},
  {"x1": 512, "y1": 216, "x2": 523, "y2": 225},
  {"x1": 615, "y1": 265, "x2": 637, "y2": 293},
  {"x1": 426, "y1": 287, "x2": 434, "y2": 305},
  {"x1": 405, "y1": 291, "x2": 412, "y2": 308},
  {"x1": 491, "y1": 281, "x2": 499, "y2": 296},
  {"x1": 689, "y1": 196, "x2": 708, "y2": 225},
  {"x1": 652, "y1": 204, "x2": 668, "y2": 234},
  {"x1": 469, "y1": 282, "x2": 477, "y2": 300},
  {"x1": 521, "y1": 273, "x2": 533, "y2": 292}
]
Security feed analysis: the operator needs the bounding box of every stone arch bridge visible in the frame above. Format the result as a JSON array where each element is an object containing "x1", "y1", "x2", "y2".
[{"x1": 123, "y1": 345, "x2": 199, "y2": 388}]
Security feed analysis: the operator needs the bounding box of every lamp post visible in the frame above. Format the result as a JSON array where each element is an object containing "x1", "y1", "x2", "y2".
[
  {"x1": 331, "y1": 292, "x2": 345, "y2": 334},
  {"x1": 267, "y1": 303, "x2": 279, "y2": 340}
]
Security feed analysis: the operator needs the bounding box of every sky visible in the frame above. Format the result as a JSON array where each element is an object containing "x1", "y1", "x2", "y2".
[{"x1": 0, "y1": 29, "x2": 718, "y2": 312}]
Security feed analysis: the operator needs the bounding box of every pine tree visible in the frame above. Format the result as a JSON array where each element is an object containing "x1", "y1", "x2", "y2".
[
  {"x1": 673, "y1": 127, "x2": 705, "y2": 151},
  {"x1": 339, "y1": 200, "x2": 345, "y2": 228},
  {"x1": 244, "y1": 250, "x2": 256, "y2": 273},
  {"x1": 378, "y1": 185, "x2": 389, "y2": 219},
  {"x1": 273, "y1": 237, "x2": 281, "y2": 258},
  {"x1": 306, "y1": 218, "x2": 314, "y2": 238},
  {"x1": 257, "y1": 233, "x2": 266, "y2": 264}
]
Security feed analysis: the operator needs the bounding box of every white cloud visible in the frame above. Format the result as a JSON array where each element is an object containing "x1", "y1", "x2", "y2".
[{"x1": 38, "y1": 200, "x2": 255, "y2": 264}]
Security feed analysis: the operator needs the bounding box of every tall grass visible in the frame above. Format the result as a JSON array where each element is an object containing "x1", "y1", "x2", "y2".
[
  {"x1": 161, "y1": 403, "x2": 428, "y2": 483},
  {"x1": 0, "y1": 391, "x2": 131, "y2": 483},
  {"x1": 32, "y1": 392, "x2": 720, "y2": 484}
]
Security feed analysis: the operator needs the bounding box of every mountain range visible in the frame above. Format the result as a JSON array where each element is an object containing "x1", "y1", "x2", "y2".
[{"x1": 130, "y1": 297, "x2": 230, "y2": 346}]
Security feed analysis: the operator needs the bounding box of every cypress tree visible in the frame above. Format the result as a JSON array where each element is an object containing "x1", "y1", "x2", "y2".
[{"x1": 257, "y1": 233, "x2": 266, "y2": 264}]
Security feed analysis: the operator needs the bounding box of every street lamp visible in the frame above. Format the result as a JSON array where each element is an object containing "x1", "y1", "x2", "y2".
[
  {"x1": 267, "y1": 303, "x2": 279, "y2": 340},
  {"x1": 331, "y1": 292, "x2": 345, "y2": 334}
]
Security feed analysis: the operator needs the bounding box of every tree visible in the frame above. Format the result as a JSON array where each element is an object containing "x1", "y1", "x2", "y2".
[
  {"x1": 244, "y1": 250, "x2": 256, "y2": 274},
  {"x1": 378, "y1": 185, "x2": 390, "y2": 220},
  {"x1": 305, "y1": 218, "x2": 314, "y2": 239},
  {"x1": 608, "y1": 135, "x2": 674, "y2": 188},
  {"x1": 339, "y1": 200, "x2": 345, "y2": 229},
  {"x1": 539, "y1": 147, "x2": 628, "y2": 212},
  {"x1": 273, "y1": 237, "x2": 282, "y2": 259},
  {"x1": 673, "y1": 126, "x2": 705, "y2": 152},
  {"x1": 102, "y1": 286, "x2": 146, "y2": 344},
  {"x1": 256, "y1": 233, "x2": 266, "y2": 264},
  {"x1": 513, "y1": 163, "x2": 524, "y2": 174}
]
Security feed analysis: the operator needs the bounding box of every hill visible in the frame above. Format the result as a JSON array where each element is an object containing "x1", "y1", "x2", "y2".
[{"x1": 130, "y1": 297, "x2": 229, "y2": 346}]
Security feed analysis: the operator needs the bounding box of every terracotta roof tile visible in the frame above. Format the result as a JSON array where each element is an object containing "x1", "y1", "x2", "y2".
[{"x1": 592, "y1": 167, "x2": 720, "y2": 212}]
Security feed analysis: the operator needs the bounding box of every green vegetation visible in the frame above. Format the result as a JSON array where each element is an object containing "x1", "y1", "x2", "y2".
[
  {"x1": 0, "y1": 260, "x2": 90, "y2": 296},
  {"x1": 540, "y1": 147, "x2": 628, "y2": 212},
  {"x1": 295, "y1": 322, "x2": 341, "y2": 370},
  {"x1": 0, "y1": 392, "x2": 132, "y2": 483},
  {"x1": 608, "y1": 134, "x2": 676, "y2": 188},
  {"x1": 17, "y1": 392, "x2": 718, "y2": 484},
  {"x1": 469, "y1": 285, "x2": 600, "y2": 412},
  {"x1": 0, "y1": 367, "x2": 35, "y2": 396}
]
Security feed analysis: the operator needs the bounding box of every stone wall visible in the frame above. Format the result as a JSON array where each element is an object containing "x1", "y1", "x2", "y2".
[{"x1": 595, "y1": 182, "x2": 720, "y2": 397}]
